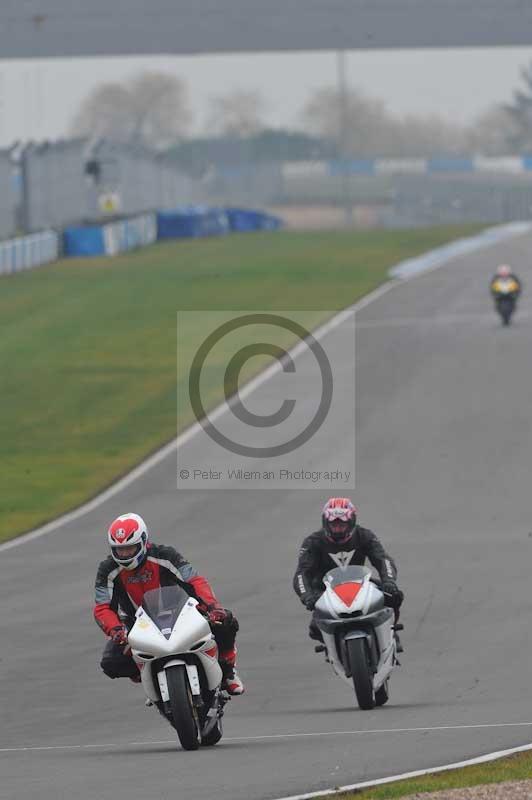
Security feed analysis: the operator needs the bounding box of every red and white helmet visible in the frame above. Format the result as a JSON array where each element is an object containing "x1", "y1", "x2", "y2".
[
  {"x1": 108, "y1": 513, "x2": 149, "y2": 570},
  {"x1": 322, "y1": 497, "x2": 358, "y2": 544},
  {"x1": 496, "y1": 264, "x2": 512, "y2": 278}
]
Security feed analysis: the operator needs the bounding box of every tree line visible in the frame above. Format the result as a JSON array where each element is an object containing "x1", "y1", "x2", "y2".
[{"x1": 70, "y1": 64, "x2": 532, "y2": 163}]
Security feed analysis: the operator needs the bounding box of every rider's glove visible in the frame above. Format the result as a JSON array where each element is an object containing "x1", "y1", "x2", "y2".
[
  {"x1": 381, "y1": 580, "x2": 404, "y2": 609},
  {"x1": 301, "y1": 593, "x2": 320, "y2": 611},
  {"x1": 207, "y1": 607, "x2": 230, "y2": 625},
  {"x1": 109, "y1": 624, "x2": 129, "y2": 646}
]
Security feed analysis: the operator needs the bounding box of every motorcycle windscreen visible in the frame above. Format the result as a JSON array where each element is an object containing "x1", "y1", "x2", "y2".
[
  {"x1": 324, "y1": 565, "x2": 371, "y2": 605},
  {"x1": 141, "y1": 585, "x2": 192, "y2": 634},
  {"x1": 324, "y1": 565, "x2": 371, "y2": 587}
]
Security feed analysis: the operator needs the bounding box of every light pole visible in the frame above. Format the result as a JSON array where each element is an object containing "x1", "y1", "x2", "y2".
[{"x1": 336, "y1": 50, "x2": 353, "y2": 226}]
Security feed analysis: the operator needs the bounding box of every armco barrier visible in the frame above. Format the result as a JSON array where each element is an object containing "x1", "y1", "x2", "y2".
[
  {"x1": 63, "y1": 213, "x2": 157, "y2": 257},
  {"x1": 0, "y1": 230, "x2": 59, "y2": 275}
]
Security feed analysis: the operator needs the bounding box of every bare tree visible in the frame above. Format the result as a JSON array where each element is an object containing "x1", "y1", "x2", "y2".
[
  {"x1": 127, "y1": 72, "x2": 192, "y2": 147},
  {"x1": 504, "y1": 61, "x2": 532, "y2": 151},
  {"x1": 301, "y1": 87, "x2": 391, "y2": 156},
  {"x1": 71, "y1": 83, "x2": 133, "y2": 142},
  {"x1": 393, "y1": 113, "x2": 467, "y2": 157},
  {"x1": 466, "y1": 105, "x2": 517, "y2": 155},
  {"x1": 71, "y1": 71, "x2": 192, "y2": 149},
  {"x1": 301, "y1": 86, "x2": 469, "y2": 157},
  {"x1": 206, "y1": 90, "x2": 267, "y2": 137}
]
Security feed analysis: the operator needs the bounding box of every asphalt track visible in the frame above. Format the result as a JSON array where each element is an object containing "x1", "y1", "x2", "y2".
[{"x1": 3, "y1": 233, "x2": 532, "y2": 800}]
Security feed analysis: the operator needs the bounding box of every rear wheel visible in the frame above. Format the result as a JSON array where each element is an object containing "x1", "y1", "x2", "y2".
[
  {"x1": 347, "y1": 638, "x2": 375, "y2": 710},
  {"x1": 165, "y1": 666, "x2": 200, "y2": 751},
  {"x1": 375, "y1": 679, "x2": 390, "y2": 707}
]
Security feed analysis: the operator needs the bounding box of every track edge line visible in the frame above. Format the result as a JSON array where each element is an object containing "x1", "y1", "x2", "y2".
[{"x1": 271, "y1": 741, "x2": 532, "y2": 800}]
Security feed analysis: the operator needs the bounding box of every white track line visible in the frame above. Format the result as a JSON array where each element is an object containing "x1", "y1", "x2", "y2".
[
  {"x1": 2, "y1": 721, "x2": 532, "y2": 754},
  {"x1": 273, "y1": 742, "x2": 532, "y2": 800},
  {"x1": 1, "y1": 220, "x2": 529, "y2": 556},
  {"x1": 389, "y1": 221, "x2": 532, "y2": 280}
]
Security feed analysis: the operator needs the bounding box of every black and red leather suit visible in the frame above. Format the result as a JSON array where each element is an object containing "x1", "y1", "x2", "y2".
[
  {"x1": 293, "y1": 525, "x2": 401, "y2": 639},
  {"x1": 94, "y1": 542, "x2": 238, "y2": 680}
]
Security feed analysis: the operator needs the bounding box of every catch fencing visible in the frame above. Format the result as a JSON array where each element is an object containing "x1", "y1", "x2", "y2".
[
  {"x1": 390, "y1": 175, "x2": 532, "y2": 228},
  {"x1": 21, "y1": 140, "x2": 89, "y2": 232},
  {"x1": 11, "y1": 138, "x2": 532, "y2": 246},
  {"x1": 271, "y1": 160, "x2": 532, "y2": 228},
  {"x1": 86, "y1": 140, "x2": 202, "y2": 217},
  {"x1": 18, "y1": 138, "x2": 203, "y2": 234},
  {"x1": 0, "y1": 148, "x2": 15, "y2": 238}
]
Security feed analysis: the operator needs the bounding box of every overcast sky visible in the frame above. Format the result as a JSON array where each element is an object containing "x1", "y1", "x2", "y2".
[{"x1": 1, "y1": 46, "x2": 532, "y2": 147}]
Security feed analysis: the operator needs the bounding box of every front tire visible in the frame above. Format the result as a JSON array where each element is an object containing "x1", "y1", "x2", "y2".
[
  {"x1": 498, "y1": 299, "x2": 514, "y2": 326},
  {"x1": 165, "y1": 666, "x2": 200, "y2": 751},
  {"x1": 347, "y1": 638, "x2": 375, "y2": 710}
]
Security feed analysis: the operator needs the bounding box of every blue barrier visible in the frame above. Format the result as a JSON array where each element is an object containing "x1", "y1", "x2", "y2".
[
  {"x1": 3, "y1": 206, "x2": 282, "y2": 275},
  {"x1": 157, "y1": 207, "x2": 230, "y2": 239},
  {"x1": 63, "y1": 213, "x2": 157, "y2": 257},
  {"x1": 63, "y1": 225, "x2": 104, "y2": 257},
  {"x1": 103, "y1": 214, "x2": 157, "y2": 255},
  {"x1": 225, "y1": 208, "x2": 283, "y2": 232},
  {"x1": 0, "y1": 230, "x2": 59, "y2": 275},
  {"x1": 158, "y1": 207, "x2": 282, "y2": 238}
]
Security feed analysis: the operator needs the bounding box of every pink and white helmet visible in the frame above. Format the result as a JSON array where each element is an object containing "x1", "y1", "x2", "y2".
[
  {"x1": 322, "y1": 497, "x2": 358, "y2": 544},
  {"x1": 496, "y1": 264, "x2": 512, "y2": 278},
  {"x1": 108, "y1": 513, "x2": 149, "y2": 570}
]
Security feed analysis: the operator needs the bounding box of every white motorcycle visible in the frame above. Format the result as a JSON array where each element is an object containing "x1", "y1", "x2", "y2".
[
  {"x1": 313, "y1": 565, "x2": 400, "y2": 709},
  {"x1": 128, "y1": 585, "x2": 228, "y2": 750}
]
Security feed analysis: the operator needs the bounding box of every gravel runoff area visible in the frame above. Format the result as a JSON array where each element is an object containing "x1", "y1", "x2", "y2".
[{"x1": 398, "y1": 781, "x2": 532, "y2": 799}]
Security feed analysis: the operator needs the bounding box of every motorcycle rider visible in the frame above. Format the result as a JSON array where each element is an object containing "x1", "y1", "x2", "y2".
[
  {"x1": 490, "y1": 264, "x2": 522, "y2": 298},
  {"x1": 93, "y1": 512, "x2": 244, "y2": 695},
  {"x1": 293, "y1": 497, "x2": 404, "y2": 652}
]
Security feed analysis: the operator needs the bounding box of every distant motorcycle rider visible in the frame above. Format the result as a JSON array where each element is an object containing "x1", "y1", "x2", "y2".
[
  {"x1": 93, "y1": 512, "x2": 244, "y2": 695},
  {"x1": 490, "y1": 264, "x2": 522, "y2": 299},
  {"x1": 293, "y1": 497, "x2": 404, "y2": 651}
]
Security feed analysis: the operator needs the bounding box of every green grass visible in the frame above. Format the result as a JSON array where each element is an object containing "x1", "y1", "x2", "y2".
[
  {"x1": 339, "y1": 749, "x2": 532, "y2": 798},
  {"x1": 0, "y1": 225, "x2": 483, "y2": 541}
]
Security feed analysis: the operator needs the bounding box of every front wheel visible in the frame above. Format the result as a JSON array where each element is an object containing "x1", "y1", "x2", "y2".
[
  {"x1": 497, "y1": 299, "x2": 514, "y2": 326},
  {"x1": 165, "y1": 666, "x2": 200, "y2": 751},
  {"x1": 347, "y1": 638, "x2": 375, "y2": 710}
]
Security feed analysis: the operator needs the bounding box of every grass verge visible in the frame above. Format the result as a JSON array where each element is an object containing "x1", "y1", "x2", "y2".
[
  {"x1": 1, "y1": 225, "x2": 483, "y2": 541},
  {"x1": 339, "y1": 749, "x2": 532, "y2": 799}
]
